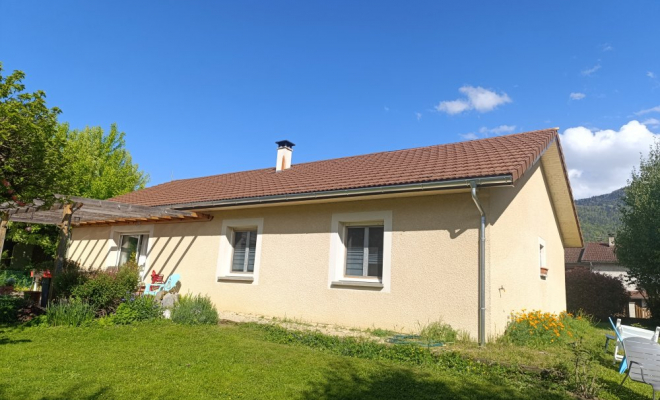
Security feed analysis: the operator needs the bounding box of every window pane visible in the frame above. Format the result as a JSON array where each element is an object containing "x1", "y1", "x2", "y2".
[
  {"x1": 232, "y1": 231, "x2": 248, "y2": 272},
  {"x1": 345, "y1": 227, "x2": 365, "y2": 276},
  {"x1": 247, "y1": 230, "x2": 257, "y2": 272},
  {"x1": 118, "y1": 235, "x2": 139, "y2": 266},
  {"x1": 367, "y1": 227, "x2": 384, "y2": 277}
]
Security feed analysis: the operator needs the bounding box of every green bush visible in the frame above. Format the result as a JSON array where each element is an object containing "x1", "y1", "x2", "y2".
[
  {"x1": 71, "y1": 261, "x2": 139, "y2": 314},
  {"x1": 46, "y1": 298, "x2": 95, "y2": 327},
  {"x1": 112, "y1": 296, "x2": 162, "y2": 325},
  {"x1": 0, "y1": 295, "x2": 26, "y2": 324},
  {"x1": 171, "y1": 294, "x2": 218, "y2": 325},
  {"x1": 501, "y1": 310, "x2": 592, "y2": 347},
  {"x1": 0, "y1": 270, "x2": 32, "y2": 290},
  {"x1": 419, "y1": 320, "x2": 458, "y2": 343},
  {"x1": 52, "y1": 260, "x2": 89, "y2": 299},
  {"x1": 565, "y1": 268, "x2": 629, "y2": 321}
]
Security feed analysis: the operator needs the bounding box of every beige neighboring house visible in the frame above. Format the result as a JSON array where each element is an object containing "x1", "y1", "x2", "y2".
[
  {"x1": 67, "y1": 128, "x2": 583, "y2": 342},
  {"x1": 565, "y1": 237, "x2": 649, "y2": 318}
]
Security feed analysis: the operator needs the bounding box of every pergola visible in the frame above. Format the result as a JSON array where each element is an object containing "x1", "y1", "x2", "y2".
[{"x1": 0, "y1": 195, "x2": 212, "y2": 278}]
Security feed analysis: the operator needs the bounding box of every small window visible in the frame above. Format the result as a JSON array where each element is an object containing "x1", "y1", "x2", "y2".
[
  {"x1": 345, "y1": 226, "x2": 384, "y2": 278},
  {"x1": 231, "y1": 229, "x2": 257, "y2": 273}
]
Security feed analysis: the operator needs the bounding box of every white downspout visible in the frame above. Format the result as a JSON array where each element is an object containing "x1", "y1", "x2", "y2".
[{"x1": 470, "y1": 181, "x2": 486, "y2": 346}]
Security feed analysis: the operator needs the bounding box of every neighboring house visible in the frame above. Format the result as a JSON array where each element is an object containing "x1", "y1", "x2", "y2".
[
  {"x1": 565, "y1": 236, "x2": 649, "y2": 318},
  {"x1": 67, "y1": 128, "x2": 582, "y2": 341}
]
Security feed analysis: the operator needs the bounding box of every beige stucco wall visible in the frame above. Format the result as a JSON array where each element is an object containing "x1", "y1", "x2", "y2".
[
  {"x1": 68, "y1": 166, "x2": 568, "y2": 339},
  {"x1": 488, "y1": 163, "x2": 567, "y2": 337}
]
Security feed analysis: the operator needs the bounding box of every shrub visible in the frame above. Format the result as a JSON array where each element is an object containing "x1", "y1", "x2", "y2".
[
  {"x1": 46, "y1": 298, "x2": 95, "y2": 326},
  {"x1": 0, "y1": 295, "x2": 26, "y2": 324},
  {"x1": 52, "y1": 260, "x2": 89, "y2": 299},
  {"x1": 565, "y1": 268, "x2": 629, "y2": 321},
  {"x1": 419, "y1": 320, "x2": 458, "y2": 343},
  {"x1": 171, "y1": 294, "x2": 218, "y2": 325},
  {"x1": 501, "y1": 310, "x2": 592, "y2": 347},
  {"x1": 0, "y1": 270, "x2": 32, "y2": 290},
  {"x1": 71, "y1": 261, "x2": 139, "y2": 315},
  {"x1": 112, "y1": 295, "x2": 162, "y2": 325}
]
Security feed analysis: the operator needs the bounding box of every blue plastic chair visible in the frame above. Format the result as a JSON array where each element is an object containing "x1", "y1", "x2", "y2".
[{"x1": 144, "y1": 273, "x2": 181, "y2": 296}]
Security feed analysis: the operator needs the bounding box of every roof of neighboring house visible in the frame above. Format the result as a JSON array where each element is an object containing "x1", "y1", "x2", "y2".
[
  {"x1": 112, "y1": 128, "x2": 559, "y2": 207},
  {"x1": 565, "y1": 242, "x2": 617, "y2": 264}
]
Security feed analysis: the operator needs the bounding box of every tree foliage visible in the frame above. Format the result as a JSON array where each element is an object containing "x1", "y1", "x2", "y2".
[
  {"x1": 57, "y1": 123, "x2": 148, "y2": 199},
  {"x1": 575, "y1": 188, "x2": 623, "y2": 243},
  {"x1": 0, "y1": 64, "x2": 148, "y2": 261},
  {"x1": 616, "y1": 141, "x2": 660, "y2": 320},
  {"x1": 0, "y1": 63, "x2": 64, "y2": 209},
  {"x1": 565, "y1": 268, "x2": 629, "y2": 320}
]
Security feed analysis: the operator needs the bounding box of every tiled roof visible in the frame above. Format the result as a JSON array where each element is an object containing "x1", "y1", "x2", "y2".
[
  {"x1": 111, "y1": 128, "x2": 558, "y2": 207},
  {"x1": 564, "y1": 242, "x2": 618, "y2": 264},
  {"x1": 565, "y1": 247, "x2": 584, "y2": 264},
  {"x1": 582, "y1": 242, "x2": 618, "y2": 263}
]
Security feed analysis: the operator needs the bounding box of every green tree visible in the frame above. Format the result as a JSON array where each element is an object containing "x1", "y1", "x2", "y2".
[
  {"x1": 616, "y1": 141, "x2": 660, "y2": 320},
  {"x1": 57, "y1": 123, "x2": 149, "y2": 199},
  {"x1": 0, "y1": 63, "x2": 64, "y2": 209}
]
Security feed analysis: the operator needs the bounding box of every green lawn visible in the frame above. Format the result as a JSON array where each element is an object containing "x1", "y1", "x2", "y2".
[{"x1": 0, "y1": 321, "x2": 655, "y2": 399}]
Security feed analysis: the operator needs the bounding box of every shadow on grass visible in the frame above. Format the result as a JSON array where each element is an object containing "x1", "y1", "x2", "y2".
[
  {"x1": 599, "y1": 375, "x2": 653, "y2": 400},
  {"x1": 0, "y1": 336, "x2": 31, "y2": 345},
  {"x1": 300, "y1": 361, "x2": 569, "y2": 400},
  {"x1": 0, "y1": 383, "x2": 111, "y2": 400}
]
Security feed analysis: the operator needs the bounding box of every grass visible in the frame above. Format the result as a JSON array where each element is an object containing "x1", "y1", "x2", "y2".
[{"x1": 0, "y1": 320, "x2": 656, "y2": 399}]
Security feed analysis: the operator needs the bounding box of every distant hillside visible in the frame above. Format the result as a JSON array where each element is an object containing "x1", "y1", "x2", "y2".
[{"x1": 575, "y1": 188, "x2": 624, "y2": 243}]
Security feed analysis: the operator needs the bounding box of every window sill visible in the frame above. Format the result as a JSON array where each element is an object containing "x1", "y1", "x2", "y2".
[
  {"x1": 331, "y1": 280, "x2": 384, "y2": 290},
  {"x1": 217, "y1": 275, "x2": 254, "y2": 283}
]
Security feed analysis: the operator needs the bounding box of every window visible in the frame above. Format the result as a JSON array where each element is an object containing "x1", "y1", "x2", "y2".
[
  {"x1": 231, "y1": 229, "x2": 257, "y2": 273},
  {"x1": 539, "y1": 237, "x2": 547, "y2": 278},
  {"x1": 328, "y1": 211, "x2": 392, "y2": 291},
  {"x1": 117, "y1": 234, "x2": 148, "y2": 267},
  {"x1": 345, "y1": 226, "x2": 384, "y2": 278},
  {"x1": 216, "y1": 218, "x2": 263, "y2": 284}
]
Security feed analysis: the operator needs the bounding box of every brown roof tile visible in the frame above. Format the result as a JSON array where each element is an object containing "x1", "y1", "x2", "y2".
[
  {"x1": 581, "y1": 242, "x2": 618, "y2": 263},
  {"x1": 564, "y1": 242, "x2": 618, "y2": 264},
  {"x1": 111, "y1": 128, "x2": 558, "y2": 207}
]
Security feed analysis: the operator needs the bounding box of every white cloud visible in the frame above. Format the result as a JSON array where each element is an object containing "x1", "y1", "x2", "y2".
[
  {"x1": 435, "y1": 85, "x2": 511, "y2": 115},
  {"x1": 642, "y1": 118, "x2": 660, "y2": 127},
  {"x1": 459, "y1": 132, "x2": 479, "y2": 140},
  {"x1": 569, "y1": 92, "x2": 586, "y2": 100},
  {"x1": 635, "y1": 105, "x2": 660, "y2": 116},
  {"x1": 560, "y1": 121, "x2": 660, "y2": 199},
  {"x1": 648, "y1": 71, "x2": 656, "y2": 79},
  {"x1": 436, "y1": 99, "x2": 471, "y2": 115},
  {"x1": 478, "y1": 125, "x2": 517, "y2": 135},
  {"x1": 601, "y1": 43, "x2": 614, "y2": 52},
  {"x1": 581, "y1": 64, "x2": 601, "y2": 76}
]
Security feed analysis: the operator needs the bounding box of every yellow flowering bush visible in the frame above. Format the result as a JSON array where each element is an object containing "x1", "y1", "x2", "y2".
[{"x1": 502, "y1": 310, "x2": 590, "y2": 346}]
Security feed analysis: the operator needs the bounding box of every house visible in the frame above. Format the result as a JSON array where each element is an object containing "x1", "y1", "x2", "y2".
[
  {"x1": 66, "y1": 128, "x2": 583, "y2": 342},
  {"x1": 565, "y1": 236, "x2": 649, "y2": 318}
]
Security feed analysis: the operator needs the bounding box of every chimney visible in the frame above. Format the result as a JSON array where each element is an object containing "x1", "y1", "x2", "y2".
[
  {"x1": 275, "y1": 140, "x2": 295, "y2": 172},
  {"x1": 608, "y1": 233, "x2": 615, "y2": 247}
]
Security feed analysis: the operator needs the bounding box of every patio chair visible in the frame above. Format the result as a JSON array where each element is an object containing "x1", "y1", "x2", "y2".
[
  {"x1": 617, "y1": 331, "x2": 660, "y2": 399},
  {"x1": 607, "y1": 318, "x2": 660, "y2": 363},
  {"x1": 144, "y1": 274, "x2": 181, "y2": 296}
]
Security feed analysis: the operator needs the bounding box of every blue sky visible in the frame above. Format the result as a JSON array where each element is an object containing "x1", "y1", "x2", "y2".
[{"x1": 1, "y1": 1, "x2": 659, "y2": 198}]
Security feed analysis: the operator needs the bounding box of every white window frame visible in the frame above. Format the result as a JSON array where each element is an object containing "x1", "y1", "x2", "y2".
[
  {"x1": 328, "y1": 211, "x2": 392, "y2": 292},
  {"x1": 539, "y1": 237, "x2": 547, "y2": 272},
  {"x1": 108, "y1": 225, "x2": 154, "y2": 281},
  {"x1": 343, "y1": 225, "x2": 384, "y2": 278},
  {"x1": 216, "y1": 218, "x2": 263, "y2": 284}
]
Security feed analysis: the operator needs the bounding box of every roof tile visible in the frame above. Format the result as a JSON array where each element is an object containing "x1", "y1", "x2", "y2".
[{"x1": 111, "y1": 128, "x2": 558, "y2": 207}]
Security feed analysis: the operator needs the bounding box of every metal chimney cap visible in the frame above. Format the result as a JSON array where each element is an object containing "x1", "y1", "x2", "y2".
[{"x1": 276, "y1": 140, "x2": 295, "y2": 149}]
